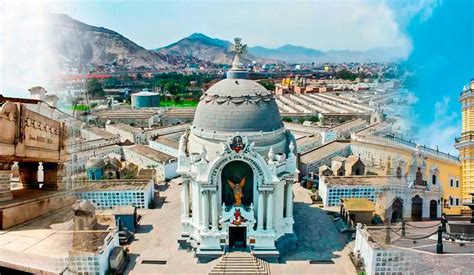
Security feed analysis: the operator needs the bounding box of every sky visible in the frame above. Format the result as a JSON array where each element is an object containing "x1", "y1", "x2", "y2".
[
  {"x1": 1, "y1": 0, "x2": 473, "y2": 154},
  {"x1": 402, "y1": 0, "x2": 474, "y2": 154},
  {"x1": 51, "y1": 0, "x2": 412, "y2": 52}
]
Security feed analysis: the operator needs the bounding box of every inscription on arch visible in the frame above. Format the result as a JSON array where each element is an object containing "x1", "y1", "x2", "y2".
[{"x1": 209, "y1": 154, "x2": 265, "y2": 186}]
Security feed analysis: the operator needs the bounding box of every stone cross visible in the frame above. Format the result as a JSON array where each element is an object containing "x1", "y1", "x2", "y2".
[
  {"x1": 231, "y1": 38, "x2": 247, "y2": 55},
  {"x1": 230, "y1": 37, "x2": 247, "y2": 71}
]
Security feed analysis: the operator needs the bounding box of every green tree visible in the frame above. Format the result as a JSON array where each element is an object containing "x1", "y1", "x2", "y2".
[
  {"x1": 257, "y1": 79, "x2": 276, "y2": 91},
  {"x1": 86, "y1": 78, "x2": 105, "y2": 98},
  {"x1": 334, "y1": 69, "x2": 357, "y2": 81}
]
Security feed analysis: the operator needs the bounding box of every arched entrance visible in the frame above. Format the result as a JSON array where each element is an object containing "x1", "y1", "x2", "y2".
[
  {"x1": 429, "y1": 200, "x2": 438, "y2": 220},
  {"x1": 221, "y1": 161, "x2": 254, "y2": 207},
  {"x1": 391, "y1": 198, "x2": 403, "y2": 223},
  {"x1": 411, "y1": 195, "x2": 423, "y2": 221},
  {"x1": 221, "y1": 161, "x2": 254, "y2": 250}
]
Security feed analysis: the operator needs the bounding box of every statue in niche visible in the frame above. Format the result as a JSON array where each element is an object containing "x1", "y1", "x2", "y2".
[{"x1": 227, "y1": 177, "x2": 246, "y2": 207}]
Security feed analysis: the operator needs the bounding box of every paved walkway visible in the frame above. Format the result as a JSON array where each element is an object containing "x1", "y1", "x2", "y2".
[
  {"x1": 270, "y1": 184, "x2": 355, "y2": 275},
  {"x1": 125, "y1": 183, "x2": 214, "y2": 275},
  {"x1": 125, "y1": 182, "x2": 356, "y2": 275},
  {"x1": 376, "y1": 220, "x2": 474, "y2": 274}
]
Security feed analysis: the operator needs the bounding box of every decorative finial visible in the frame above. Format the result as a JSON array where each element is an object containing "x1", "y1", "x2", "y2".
[
  {"x1": 268, "y1": 146, "x2": 275, "y2": 163},
  {"x1": 230, "y1": 37, "x2": 247, "y2": 71},
  {"x1": 288, "y1": 141, "x2": 295, "y2": 157},
  {"x1": 200, "y1": 145, "x2": 207, "y2": 163}
]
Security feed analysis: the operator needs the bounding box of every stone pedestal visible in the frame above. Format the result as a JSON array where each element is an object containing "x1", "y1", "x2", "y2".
[
  {"x1": 0, "y1": 162, "x2": 13, "y2": 202},
  {"x1": 19, "y1": 162, "x2": 39, "y2": 189},
  {"x1": 42, "y1": 162, "x2": 59, "y2": 190}
]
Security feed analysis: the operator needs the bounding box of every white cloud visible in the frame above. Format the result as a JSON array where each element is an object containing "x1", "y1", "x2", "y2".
[
  {"x1": 415, "y1": 96, "x2": 460, "y2": 155},
  {"x1": 406, "y1": 92, "x2": 419, "y2": 105},
  {"x1": 0, "y1": 0, "x2": 68, "y2": 98}
]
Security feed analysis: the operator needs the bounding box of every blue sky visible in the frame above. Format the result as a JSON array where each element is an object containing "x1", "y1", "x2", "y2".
[
  {"x1": 1, "y1": 0, "x2": 473, "y2": 154},
  {"x1": 400, "y1": 0, "x2": 474, "y2": 154}
]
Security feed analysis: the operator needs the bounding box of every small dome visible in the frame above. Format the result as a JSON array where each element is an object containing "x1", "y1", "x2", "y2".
[
  {"x1": 86, "y1": 156, "x2": 105, "y2": 169},
  {"x1": 192, "y1": 78, "x2": 283, "y2": 134}
]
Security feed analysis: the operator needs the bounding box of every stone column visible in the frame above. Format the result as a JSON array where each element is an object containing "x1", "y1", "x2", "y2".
[
  {"x1": 42, "y1": 162, "x2": 59, "y2": 190},
  {"x1": 202, "y1": 190, "x2": 209, "y2": 231},
  {"x1": 286, "y1": 182, "x2": 293, "y2": 218},
  {"x1": 0, "y1": 162, "x2": 13, "y2": 202},
  {"x1": 56, "y1": 163, "x2": 65, "y2": 190},
  {"x1": 211, "y1": 191, "x2": 218, "y2": 230},
  {"x1": 182, "y1": 181, "x2": 190, "y2": 218},
  {"x1": 198, "y1": 185, "x2": 203, "y2": 226},
  {"x1": 267, "y1": 192, "x2": 274, "y2": 230},
  {"x1": 19, "y1": 162, "x2": 39, "y2": 189},
  {"x1": 257, "y1": 191, "x2": 265, "y2": 230}
]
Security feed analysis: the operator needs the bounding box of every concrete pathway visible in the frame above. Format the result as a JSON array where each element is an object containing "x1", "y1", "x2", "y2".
[
  {"x1": 125, "y1": 183, "x2": 214, "y2": 275},
  {"x1": 269, "y1": 184, "x2": 356, "y2": 275}
]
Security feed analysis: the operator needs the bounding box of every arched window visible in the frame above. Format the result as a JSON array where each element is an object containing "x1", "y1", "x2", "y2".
[
  {"x1": 432, "y1": 174, "x2": 437, "y2": 185},
  {"x1": 396, "y1": 167, "x2": 402, "y2": 178}
]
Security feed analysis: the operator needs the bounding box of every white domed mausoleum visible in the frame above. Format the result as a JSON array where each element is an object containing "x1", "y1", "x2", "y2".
[{"x1": 177, "y1": 38, "x2": 298, "y2": 262}]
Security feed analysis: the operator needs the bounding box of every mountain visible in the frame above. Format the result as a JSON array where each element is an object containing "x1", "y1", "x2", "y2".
[
  {"x1": 49, "y1": 14, "x2": 173, "y2": 69},
  {"x1": 156, "y1": 33, "x2": 278, "y2": 65},
  {"x1": 158, "y1": 33, "x2": 406, "y2": 64},
  {"x1": 249, "y1": 44, "x2": 406, "y2": 64},
  {"x1": 249, "y1": 44, "x2": 324, "y2": 64},
  {"x1": 313, "y1": 48, "x2": 408, "y2": 63}
]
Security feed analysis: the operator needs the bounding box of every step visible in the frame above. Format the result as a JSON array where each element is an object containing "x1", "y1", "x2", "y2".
[{"x1": 209, "y1": 252, "x2": 270, "y2": 275}]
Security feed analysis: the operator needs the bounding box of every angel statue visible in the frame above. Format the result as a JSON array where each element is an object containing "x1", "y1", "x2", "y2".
[{"x1": 227, "y1": 177, "x2": 246, "y2": 207}]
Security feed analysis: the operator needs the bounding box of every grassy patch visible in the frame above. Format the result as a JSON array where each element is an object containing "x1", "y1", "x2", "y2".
[
  {"x1": 70, "y1": 104, "x2": 90, "y2": 111},
  {"x1": 160, "y1": 100, "x2": 198, "y2": 108}
]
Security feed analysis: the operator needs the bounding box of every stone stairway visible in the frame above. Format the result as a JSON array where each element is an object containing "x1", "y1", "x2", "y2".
[
  {"x1": 334, "y1": 217, "x2": 349, "y2": 232},
  {"x1": 209, "y1": 251, "x2": 270, "y2": 275}
]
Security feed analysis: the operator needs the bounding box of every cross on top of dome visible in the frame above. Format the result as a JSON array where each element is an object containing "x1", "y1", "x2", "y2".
[{"x1": 230, "y1": 37, "x2": 247, "y2": 71}]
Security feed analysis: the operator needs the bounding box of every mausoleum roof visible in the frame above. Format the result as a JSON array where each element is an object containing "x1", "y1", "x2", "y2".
[
  {"x1": 191, "y1": 38, "x2": 283, "y2": 136},
  {"x1": 192, "y1": 78, "x2": 283, "y2": 134}
]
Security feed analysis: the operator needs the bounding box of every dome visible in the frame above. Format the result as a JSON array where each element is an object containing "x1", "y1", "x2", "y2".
[
  {"x1": 86, "y1": 156, "x2": 105, "y2": 169},
  {"x1": 192, "y1": 78, "x2": 283, "y2": 134}
]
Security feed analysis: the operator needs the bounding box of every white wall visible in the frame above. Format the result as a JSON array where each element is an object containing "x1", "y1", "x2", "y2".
[
  {"x1": 163, "y1": 161, "x2": 178, "y2": 180},
  {"x1": 149, "y1": 140, "x2": 178, "y2": 158},
  {"x1": 98, "y1": 231, "x2": 120, "y2": 275},
  {"x1": 354, "y1": 225, "x2": 376, "y2": 275},
  {"x1": 105, "y1": 124, "x2": 135, "y2": 143}
]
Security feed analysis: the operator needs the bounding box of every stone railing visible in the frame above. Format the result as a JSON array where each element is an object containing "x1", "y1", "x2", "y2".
[{"x1": 191, "y1": 126, "x2": 286, "y2": 141}]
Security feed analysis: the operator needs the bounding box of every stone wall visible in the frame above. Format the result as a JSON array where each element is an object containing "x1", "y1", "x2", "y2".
[{"x1": 0, "y1": 191, "x2": 76, "y2": 229}]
